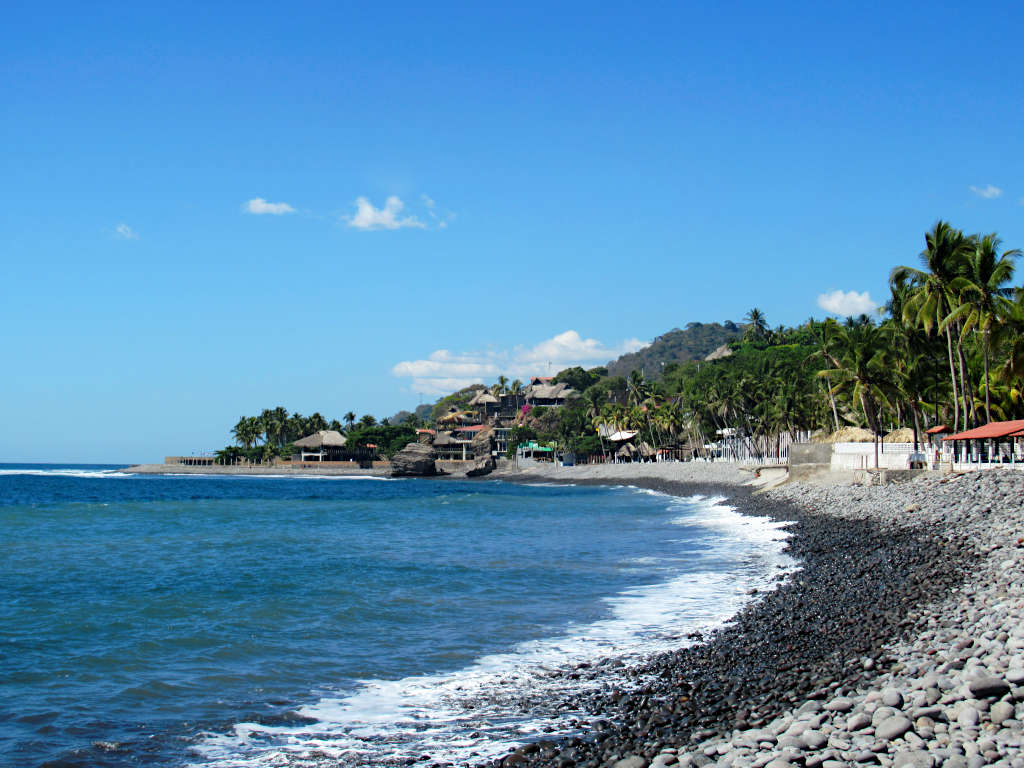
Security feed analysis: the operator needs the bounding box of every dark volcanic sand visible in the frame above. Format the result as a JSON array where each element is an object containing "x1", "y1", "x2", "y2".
[{"x1": 480, "y1": 475, "x2": 978, "y2": 768}]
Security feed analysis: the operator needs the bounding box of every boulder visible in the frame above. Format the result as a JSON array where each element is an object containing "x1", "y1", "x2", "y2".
[
  {"x1": 390, "y1": 442, "x2": 438, "y2": 477},
  {"x1": 467, "y1": 426, "x2": 496, "y2": 477}
]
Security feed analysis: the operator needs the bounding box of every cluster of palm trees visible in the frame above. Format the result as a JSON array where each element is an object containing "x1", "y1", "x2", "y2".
[
  {"x1": 817, "y1": 222, "x2": 1022, "y2": 445},
  {"x1": 229, "y1": 408, "x2": 364, "y2": 454},
  {"x1": 891, "y1": 222, "x2": 1020, "y2": 430}
]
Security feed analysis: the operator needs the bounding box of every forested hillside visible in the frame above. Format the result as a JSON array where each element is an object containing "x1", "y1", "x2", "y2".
[{"x1": 605, "y1": 321, "x2": 742, "y2": 378}]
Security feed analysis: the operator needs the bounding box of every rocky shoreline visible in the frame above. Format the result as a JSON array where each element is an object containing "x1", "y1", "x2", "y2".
[{"x1": 482, "y1": 467, "x2": 1024, "y2": 768}]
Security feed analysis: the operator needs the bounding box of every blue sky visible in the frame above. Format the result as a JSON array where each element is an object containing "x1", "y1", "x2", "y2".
[{"x1": 2, "y1": 1, "x2": 1022, "y2": 462}]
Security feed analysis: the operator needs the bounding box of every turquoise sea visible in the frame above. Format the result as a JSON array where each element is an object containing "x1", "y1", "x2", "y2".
[{"x1": 0, "y1": 465, "x2": 794, "y2": 767}]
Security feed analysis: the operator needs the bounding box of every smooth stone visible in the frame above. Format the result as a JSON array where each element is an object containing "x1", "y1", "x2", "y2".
[
  {"x1": 892, "y1": 752, "x2": 934, "y2": 768},
  {"x1": 968, "y1": 677, "x2": 1010, "y2": 699},
  {"x1": 883, "y1": 690, "x2": 906, "y2": 709},
  {"x1": 990, "y1": 701, "x2": 1015, "y2": 725},
  {"x1": 826, "y1": 697, "x2": 855, "y2": 713},
  {"x1": 614, "y1": 758, "x2": 650, "y2": 768},
  {"x1": 847, "y1": 714, "x2": 872, "y2": 732},
  {"x1": 803, "y1": 731, "x2": 828, "y2": 750},
  {"x1": 957, "y1": 706, "x2": 980, "y2": 727},
  {"x1": 875, "y1": 716, "x2": 912, "y2": 741},
  {"x1": 872, "y1": 707, "x2": 900, "y2": 727},
  {"x1": 941, "y1": 758, "x2": 967, "y2": 768},
  {"x1": 764, "y1": 761, "x2": 792, "y2": 768}
]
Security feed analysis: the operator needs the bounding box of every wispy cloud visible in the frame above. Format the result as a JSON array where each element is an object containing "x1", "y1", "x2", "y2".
[
  {"x1": 347, "y1": 196, "x2": 425, "y2": 231},
  {"x1": 969, "y1": 184, "x2": 1003, "y2": 200},
  {"x1": 817, "y1": 289, "x2": 878, "y2": 317},
  {"x1": 392, "y1": 331, "x2": 647, "y2": 396},
  {"x1": 115, "y1": 223, "x2": 138, "y2": 240},
  {"x1": 245, "y1": 198, "x2": 296, "y2": 215}
]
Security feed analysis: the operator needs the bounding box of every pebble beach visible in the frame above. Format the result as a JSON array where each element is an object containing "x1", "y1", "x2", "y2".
[{"x1": 488, "y1": 462, "x2": 1024, "y2": 768}]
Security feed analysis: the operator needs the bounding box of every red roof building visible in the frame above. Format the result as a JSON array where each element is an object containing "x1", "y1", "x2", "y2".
[{"x1": 943, "y1": 420, "x2": 1024, "y2": 441}]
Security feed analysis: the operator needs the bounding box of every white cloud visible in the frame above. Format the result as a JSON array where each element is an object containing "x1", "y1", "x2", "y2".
[
  {"x1": 969, "y1": 184, "x2": 1003, "y2": 200},
  {"x1": 115, "y1": 223, "x2": 138, "y2": 240},
  {"x1": 347, "y1": 196, "x2": 425, "y2": 230},
  {"x1": 421, "y1": 194, "x2": 435, "y2": 209},
  {"x1": 817, "y1": 289, "x2": 878, "y2": 316},
  {"x1": 245, "y1": 198, "x2": 296, "y2": 215},
  {"x1": 392, "y1": 331, "x2": 648, "y2": 396}
]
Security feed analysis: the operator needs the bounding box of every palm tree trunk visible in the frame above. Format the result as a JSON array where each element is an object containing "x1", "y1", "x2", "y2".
[
  {"x1": 945, "y1": 327, "x2": 960, "y2": 433},
  {"x1": 956, "y1": 336, "x2": 972, "y2": 427},
  {"x1": 825, "y1": 374, "x2": 840, "y2": 431},
  {"x1": 983, "y1": 330, "x2": 992, "y2": 423}
]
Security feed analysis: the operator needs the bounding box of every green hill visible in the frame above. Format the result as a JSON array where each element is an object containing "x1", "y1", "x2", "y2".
[{"x1": 606, "y1": 321, "x2": 742, "y2": 378}]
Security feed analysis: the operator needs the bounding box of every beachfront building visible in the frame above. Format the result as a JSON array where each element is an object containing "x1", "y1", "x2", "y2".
[
  {"x1": 292, "y1": 430, "x2": 348, "y2": 461},
  {"x1": 942, "y1": 420, "x2": 1024, "y2": 469},
  {"x1": 432, "y1": 431, "x2": 476, "y2": 461}
]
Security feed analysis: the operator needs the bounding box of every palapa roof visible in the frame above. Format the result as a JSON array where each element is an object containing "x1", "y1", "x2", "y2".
[
  {"x1": 432, "y1": 432, "x2": 458, "y2": 446},
  {"x1": 438, "y1": 409, "x2": 472, "y2": 424},
  {"x1": 943, "y1": 420, "x2": 1024, "y2": 441},
  {"x1": 468, "y1": 390, "x2": 499, "y2": 405},
  {"x1": 883, "y1": 427, "x2": 915, "y2": 443},
  {"x1": 293, "y1": 430, "x2": 347, "y2": 449},
  {"x1": 827, "y1": 427, "x2": 875, "y2": 443},
  {"x1": 527, "y1": 382, "x2": 575, "y2": 400},
  {"x1": 926, "y1": 425, "x2": 951, "y2": 435}
]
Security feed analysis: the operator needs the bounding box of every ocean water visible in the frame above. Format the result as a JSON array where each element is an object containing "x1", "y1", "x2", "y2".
[{"x1": 0, "y1": 465, "x2": 796, "y2": 768}]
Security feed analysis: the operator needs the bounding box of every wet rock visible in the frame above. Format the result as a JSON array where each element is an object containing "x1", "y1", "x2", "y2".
[{"x1": 390, "y1": 443, "x2": 438, "y2": 476}]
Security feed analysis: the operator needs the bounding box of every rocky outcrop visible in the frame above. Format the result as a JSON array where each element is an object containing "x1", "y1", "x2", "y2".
[
  {"x1": 467, "y1": 426, "x2": 496, "y2": 477},
  {"x1": 704, "y1": 343, "x2": 733, "y2": 361},
  {"x1": 389, "y1": 442, "x2": 438, "y2": 477}
]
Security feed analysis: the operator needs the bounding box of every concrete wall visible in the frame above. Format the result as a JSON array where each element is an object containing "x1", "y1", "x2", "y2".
[{"x1": 788, "y1": 443, "x2": 832, "y2": 482}]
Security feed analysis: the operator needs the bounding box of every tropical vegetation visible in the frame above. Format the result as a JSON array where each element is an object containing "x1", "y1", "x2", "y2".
[{"x1": 215, "y1": 221, "x2": 1021, "y2": 464}]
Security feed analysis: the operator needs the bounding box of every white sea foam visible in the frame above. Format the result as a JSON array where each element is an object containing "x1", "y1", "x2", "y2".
[
  {"x1": 0, "y1": 468, "x2": 134, "y2": 478},
  {"x1": 191, "y1": 492, "x2": 797, "y2": 768}
]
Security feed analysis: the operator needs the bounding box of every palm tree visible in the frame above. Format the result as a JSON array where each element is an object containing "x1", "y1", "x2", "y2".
[
  {"x1": 497, "y1": 375, "x2": 509, "y2": 394},
  {"x1": 818, "y1": 320, "x2": 897, "y2": 439},
  {"x1": 995, "y1": 291, "x2": 1024, "y2": 386},
  {"x1": 891, "y1": 221, "x2": 974, "y2": 431},
  {"x1": 945, "y1": 233, "x2": 1018, "y2": 422},
  {"x1": 308, "y1": 412, "x2": 329, "y2": 433},
  {"x1": 344, "y1": 411, "x2": 357, "y2": 432},
  {"x1": 743, "y1": 308, "x2": 769, "y2": 342},
  {"x1": 359, "y1": 414, "x2": 377, "y2": 428}
]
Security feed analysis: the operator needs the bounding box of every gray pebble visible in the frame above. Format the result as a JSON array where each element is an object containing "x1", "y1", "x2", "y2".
[
  {"x1": 875, "y1": 716, "x2": 913, "y2": 741},
  {"x1": 892, "y1": 752, "x2": 935, "y2": 768}
]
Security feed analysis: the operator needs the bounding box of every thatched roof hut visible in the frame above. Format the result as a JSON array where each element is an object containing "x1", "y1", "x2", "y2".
[
  {"x1": 432, "y1": 432, "x2": 457, "y2": 446},
  {"x1": 293, "y1": 430, "x2": 347, "y2": 449},
  {"x1": 468, "y1": 390, "x2": 499, "y2": 406},
  {"x1": 827, "y1": 427, "x2": 875, "y2": 443},
  {"x1": 438, "y1": 409, "x2": 473, "y2": 425},
  {"x1": 638, "y1": 441, "x2": 656, "y2": 458},
  {"x1": 884, "y1": 427, "x2": 915, "y2": 442},
  {"x1": 616, "y1": 443, "x2": 638, "y2": 458}
]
